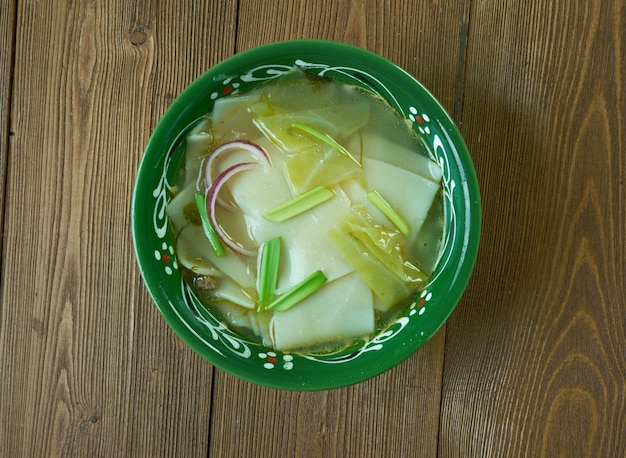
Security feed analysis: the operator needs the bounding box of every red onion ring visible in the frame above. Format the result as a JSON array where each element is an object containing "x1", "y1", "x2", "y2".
[
  {"x1": 206, "y1": 162, "x2": 257, "y2": 256},
  {"x1": 204, "y1": 140, "x2": 271, "y2": 189}
]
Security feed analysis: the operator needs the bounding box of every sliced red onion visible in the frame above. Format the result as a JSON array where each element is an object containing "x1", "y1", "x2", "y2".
[
  {"x1": 207, "y1": 162, "x2": 257, "y2": 256},
  {"x1": 204, "y1": 140, "x2": 271, "y2": 189}
]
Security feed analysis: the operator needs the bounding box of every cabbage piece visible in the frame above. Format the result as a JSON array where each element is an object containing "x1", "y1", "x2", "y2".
[
  {"x1": 259, "y1": 69, "x2": 371, "y2": 135},
  {"x1": 252, "y1": 106, "x2": 368, "y2": 152},
  {"x1": 252, "y1": 112, "x2": 367, "y2": 156},
  {"x1": 328, "y1": 210, "x2": 427, "y2": 310},
  {"x1": 269, "y1": 272, "x2": 374, "y2": 351},
  {"x1": 249, "y1": 69, "x2": 370, "y2": 153},
  {"x1": 251, "y1": 115, "x2": 319, "y2": 153},
  {"x1": 283, "y1": 143, "x2": 363, "y2": 194},
  {"x1": 346, "y1": 214, "x2": 427, "y2": 284}
]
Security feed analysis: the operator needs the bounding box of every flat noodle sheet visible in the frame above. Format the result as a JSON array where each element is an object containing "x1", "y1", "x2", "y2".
[
  {"x1": 269, "y1": 273, "x2": 374, "y2": 351},
  {"x1": 361, "y1": 158, "x2": 441, "y2": 244}
]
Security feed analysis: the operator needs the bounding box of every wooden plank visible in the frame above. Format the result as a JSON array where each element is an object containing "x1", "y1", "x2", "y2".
[
  {"x1": 236, "y1": 0, "x2": 470, "y2": 122},
  {"x1": 210, "y1": 332, "x2": 446, "y2": 458},
  {"x1": 440, "y1": 1, "x2": 626, "y2": 456},
  {"x1": 0, "y1": 1, "x2": 237, "y2": 456},
  {"x1": 209, "y1": 1, "x2": 470, "y2": 457},
  {"x1": 0, "y1": 1, "x2": 16, "y2": 258}
]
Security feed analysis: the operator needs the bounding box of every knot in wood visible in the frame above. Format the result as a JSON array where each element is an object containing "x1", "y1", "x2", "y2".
[{"x1": 130, "y1": 28, "x2": 147, "y2": 46}]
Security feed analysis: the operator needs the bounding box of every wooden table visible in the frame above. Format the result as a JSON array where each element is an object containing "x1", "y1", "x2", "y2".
[{"x1": 1, "y1": 1, "x2": 624, "y2": 456}]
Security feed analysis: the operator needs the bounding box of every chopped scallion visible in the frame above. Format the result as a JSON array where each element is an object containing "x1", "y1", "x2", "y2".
[
  {"x1": 291, "y1": 121, "x2": 361, "y2": 166},
  {"x1": 266, "y1": 270, "x2": 328, "y2": 312},
  {"x1": 263, "y1": 186, "x2": 336, "y2": 222},
  {"x1": 194, "y1": 193, "x2": 226, "y2": 256},
  {"x1": 257, "y1": 237, "x2": 282, "y2": 310},
  {"x1": 366, "y1": 190, "x2": 411, "y2": 236}
]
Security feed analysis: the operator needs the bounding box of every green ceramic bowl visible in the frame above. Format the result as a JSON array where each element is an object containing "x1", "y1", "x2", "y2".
[{"x1": 132, "y1": 40, "x2": 480, "y2": 390}]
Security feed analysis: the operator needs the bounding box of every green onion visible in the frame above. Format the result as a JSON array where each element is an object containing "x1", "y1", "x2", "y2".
[
  {"x1": 291, "y1": 121, "x2": 361, "y2": 166},
  {"x1": 257, "y1": 237, "x2": 282, "y2": 310},
  {"x1": 194, "y1": 193, "x2": 226, "y2": 256},
  {"x1": 263, "y1": 186, "x2": 336, "y2": 222},
  {"x1": 366, "y1": 190, "x2": 411, "y2": 236},
  {"x1": 266, "y1": 270, "x2": 328, "y2": 312}
]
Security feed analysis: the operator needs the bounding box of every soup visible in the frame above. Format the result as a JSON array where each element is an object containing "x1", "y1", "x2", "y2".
[{"x1": 166, "y1": 69, "x2": 444, "y2": 352}]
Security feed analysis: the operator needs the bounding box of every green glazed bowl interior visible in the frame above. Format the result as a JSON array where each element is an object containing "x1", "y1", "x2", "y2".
[{"x1": 132, "y1": 40, "x2": 481, "y2": 390}]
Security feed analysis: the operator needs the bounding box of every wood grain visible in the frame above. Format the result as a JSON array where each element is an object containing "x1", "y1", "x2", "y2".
[
  {"x1": 209, "y1": 331, "x2": 446, "y2": 458},
  {"x1": 236, "y1": 0, "x2": 471, "y2": 122},
  {"x1": 0, "y1": 1, "x2": 237, "y2": 456},
  {"x1": 0, "y1": 1, "x2": 16, "y2": 259},
  {"x1": 440, "y1": 1, "x2": 626, "y2": 456}
]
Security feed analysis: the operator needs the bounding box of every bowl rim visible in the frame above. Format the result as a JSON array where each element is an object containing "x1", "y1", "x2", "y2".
[{"x1": 132, "y1": 39, "x2": 481, "y2": 390}]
